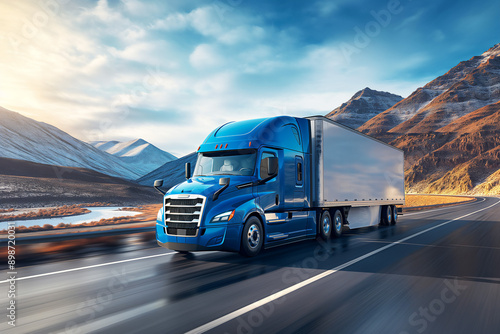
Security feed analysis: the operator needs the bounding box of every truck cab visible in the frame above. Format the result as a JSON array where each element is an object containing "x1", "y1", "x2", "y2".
[{"x1": 155, "y1": 116, "x2": 316, "y2": 256}]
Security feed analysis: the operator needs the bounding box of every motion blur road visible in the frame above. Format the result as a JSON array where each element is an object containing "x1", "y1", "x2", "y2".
[{"x1": 2, "y1": 197, "x2": 500, "y2": 334}]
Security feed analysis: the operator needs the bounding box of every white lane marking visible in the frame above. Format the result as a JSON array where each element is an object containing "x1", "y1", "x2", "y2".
[
  {"x1": 57, "y1": 299, "x2": 167, "y2": 334},
  {"x1": 0, "y1": 252, "x2": 176, "y2": 284},
  {"x1": 186, "y1": 198, "x2": 500, "y2": 334},
  {"x1": 403, "y1": 197, "x2": 485, "y2": 217}
]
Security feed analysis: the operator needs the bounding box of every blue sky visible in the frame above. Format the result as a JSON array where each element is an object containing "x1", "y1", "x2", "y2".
[{"x1": 1, "y1": 0, "x2": 499, "y2": 156}]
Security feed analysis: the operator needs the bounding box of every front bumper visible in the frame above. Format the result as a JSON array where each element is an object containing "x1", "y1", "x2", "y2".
[
  {"x1": 157, "y1": 240, "x2": 219, "y2": 251},
  {"x1": 156, "y1": 223, "x2": 242, "y2": 252}
]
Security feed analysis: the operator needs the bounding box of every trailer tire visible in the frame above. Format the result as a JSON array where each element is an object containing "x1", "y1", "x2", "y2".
[
  {"x1": 390, "y1": 205, "x2": 397, "y2": 225},
  {"x1": 318, "y1": 210, "x2": 332, "y2": 240},
  {"x1": 332, "y1": 209, "x2": 343, "y2": 238},
  {"x1": 240, "y1": 216, "x2": 264, "y2": 257},
  {"x1": 380, "y1": 205, "x2": 391, "y2": 226}
]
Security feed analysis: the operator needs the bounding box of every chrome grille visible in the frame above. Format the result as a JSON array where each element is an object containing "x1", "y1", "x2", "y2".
[{"x1": 164, "y1": 196, "x2": 205, "y2": 237}]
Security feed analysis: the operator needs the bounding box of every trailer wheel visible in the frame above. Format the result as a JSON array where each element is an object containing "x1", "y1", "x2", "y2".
[
  {"x1": 332, "y1": 209, "x2": 343, "y2": 238},
  {"x1": 390, "y1": 205, "x2": 397, "y2": 225},
  {"x1": 240, "y1": 216, "x2": 264, "y2": 257},
  {"x1": 318, "y1": 211, "x2": 332, "y2": 240},
  {"x1": 380, "y1": 205, "x2": 391, "y2": 226}
]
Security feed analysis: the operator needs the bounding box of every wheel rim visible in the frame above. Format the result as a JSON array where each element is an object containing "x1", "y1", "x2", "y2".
[
  {"x1": 323, "y1": 215, "x2": 331, "y2": 234},
  {"x1": 387, "y1": 207, "x2": 392, "y2": 222},
  {"x1": 394, "y1": 209, "x2": 397, "y2": 222},
  {"x1": 247, "y1": 224, "x2": 260, "y2": 249},
  {"x1": 335, "y1": 214, "x2": 342, "y2": 232}
]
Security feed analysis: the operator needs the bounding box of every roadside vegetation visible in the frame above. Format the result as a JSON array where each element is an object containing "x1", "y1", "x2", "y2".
[
  {"x1": 0, "y1": 204, "x2": 161, "y2": 234},
  {"x1": 0, "y1": 208, "x2": 15, "y2": 213},
  {"x1": 401, "y1": 194, "x2": 475, "y2": 208},
  {"x1": 0, "y1": 205, "x2": 91, "y2": 222}
]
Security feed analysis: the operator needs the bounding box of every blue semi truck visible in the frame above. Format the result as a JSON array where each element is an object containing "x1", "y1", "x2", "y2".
[{"x1": 154, "y1": 116, "x2": 405, "y2": 256}]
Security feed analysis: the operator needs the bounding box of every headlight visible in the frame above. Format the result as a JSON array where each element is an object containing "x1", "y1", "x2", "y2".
[
  {"x1": 211, "y1": 210, "x2": 235, "y2": 223},
  {"x1": 157, "y1": 208, "x2": 163, "y2": 222}
]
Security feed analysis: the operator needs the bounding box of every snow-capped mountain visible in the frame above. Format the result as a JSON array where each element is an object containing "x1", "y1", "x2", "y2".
[
  {"x1": 360, "y1": 43, "x2": 500, "y2": 136},
  {"x1": 91, "y1": 139, "x2": 177, "y2": 177},
  {"x1": 356, "y1": 43, "x2": 500, "y2": 195},
  {"x1": 136, "y1": 152, "x2": 197, "y2": 188},
  {"x1": 326, "y1": 87, "x2": 403, "y2": 129},
  {"x1": 0, "y1": 106, "x2": 142, "y2": 180}
]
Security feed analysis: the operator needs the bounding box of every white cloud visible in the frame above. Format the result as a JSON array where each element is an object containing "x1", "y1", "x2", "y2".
[
  {"x1": 111, "y1": 40, "x2": 181, "y2": 68},
  {"x1": 150, "y1": 12, "x2": 189, "y2": 30},
  {"x1": 396, "y1": 9, "x2": 426, "y2": 30},
  {"x1": 83, "y1": 54, "x2": 108, "y2": 75},
  {"x1": 189, "y1": 44, "x2": 224, "y2": 69},
  {"x1": 314, "y1": 1, "x2": 338, "y2": 16},
  {"x1": 151, "y1": 5, "x2": 264, "y2": 45},
  {"x1": 85, "y1": 0, "x2": 126, "y2": 25}
]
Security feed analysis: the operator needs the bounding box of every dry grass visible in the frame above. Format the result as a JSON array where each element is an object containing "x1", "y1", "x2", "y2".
[
  {"x1": 401, "y1": 194, "x2": 475, "y2": 208},
  {"x1": 0, "y1": 205, "x2": 90, "y2": 222},
  {"x1": 0, "y1": 208, "x2": 15, "y2": 213}
]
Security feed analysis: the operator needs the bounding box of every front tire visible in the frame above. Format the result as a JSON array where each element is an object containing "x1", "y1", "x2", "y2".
[{"x1": 240, "y1": 216, "x2": 264, "y2": 257}]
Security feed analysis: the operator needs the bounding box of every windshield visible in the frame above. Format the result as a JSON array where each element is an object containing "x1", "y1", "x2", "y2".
[{"x1": 193, "y1": 149, "x2": 257, "y2": 176}]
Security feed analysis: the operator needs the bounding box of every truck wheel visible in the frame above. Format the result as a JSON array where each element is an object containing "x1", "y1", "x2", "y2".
[
  {"x1": 380, "y1": 205, "x2": 391, "y2": 226},
  {"x1": 332, "y1": 209, "x2": 343, "y2": 238},
  {"x1": 318, "y1": 211, "x2": 332, "y2": 240},
  {"x1": 240, "y1": 216, "x2": 264, "y2": 257},
  {"x1": 390, "y1": 205, "x2": 397, "y2": 225}
]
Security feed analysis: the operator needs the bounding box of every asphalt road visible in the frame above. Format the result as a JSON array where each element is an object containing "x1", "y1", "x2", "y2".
[{"x1": 1, "y1": 197, "x2": 500, "y2": 334}]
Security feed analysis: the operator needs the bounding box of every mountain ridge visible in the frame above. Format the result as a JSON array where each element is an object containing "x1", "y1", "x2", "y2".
[
  {"x1": 90, "y1": 139, "x2": 177, "y2": 177},
  {"x1": 0, "y1": 106, "x2": 142, "y2": 180},
  {"x1": 326, "y1": 87, "x2": 403, "y2": 129}
]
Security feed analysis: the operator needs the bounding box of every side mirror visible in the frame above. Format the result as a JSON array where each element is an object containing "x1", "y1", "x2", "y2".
[
  {"x1": 214, "y1": 178, "x2": 230, "y2": 201},
  {"x1": 154, "y1": 179, "x2": 165, "y2": 195},
  {"x1": 185, "y1": 162, "x2": 191, "y2": 179}
]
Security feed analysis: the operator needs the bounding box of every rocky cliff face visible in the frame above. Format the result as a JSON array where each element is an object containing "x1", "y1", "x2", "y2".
[{"x1": 360, "y1": 44, "x2": 500, "y2": 137}]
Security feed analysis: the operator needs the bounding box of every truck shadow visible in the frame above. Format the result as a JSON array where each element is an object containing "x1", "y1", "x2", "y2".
[{"x1": 152, "y1": 225, "x2": 406, "y2": 303}]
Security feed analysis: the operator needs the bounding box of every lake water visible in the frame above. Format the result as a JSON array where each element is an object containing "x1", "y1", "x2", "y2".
[{"x1": 0, "y1": 207, "x2": 141, "y2": 229}]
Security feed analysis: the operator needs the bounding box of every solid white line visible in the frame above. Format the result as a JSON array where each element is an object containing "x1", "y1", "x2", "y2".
[
  {"x1": 0, "y1": 252, "x2": 176, "y2": 284},
  {"x1": 186, "y1": 198, "x2": 500, "y2": 334}
]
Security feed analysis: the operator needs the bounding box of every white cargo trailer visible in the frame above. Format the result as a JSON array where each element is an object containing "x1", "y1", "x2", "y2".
[{"x1": 308, "y1": 116, "x2": 405, "y2": 229}]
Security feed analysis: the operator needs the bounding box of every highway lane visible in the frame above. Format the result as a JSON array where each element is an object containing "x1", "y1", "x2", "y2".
[{"x1": 1, "y1": 197, "x2": 499, "y2": 334}]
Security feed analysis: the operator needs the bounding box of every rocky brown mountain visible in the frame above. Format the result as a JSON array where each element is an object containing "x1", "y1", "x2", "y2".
[
  {"x1": 326, "y1": 87, "x2": 402, "y2": 129},
  {"x1": 354, "y1": 44, "x2": 500, "y2": 195}
]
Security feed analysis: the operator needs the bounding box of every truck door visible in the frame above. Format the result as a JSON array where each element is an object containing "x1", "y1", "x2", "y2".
[
  {"x1": 256, "y1": 149, "x2": 281, "y2": 212},
  {"x1": 257, "y1": 149, "x2": 306, "y2": 240}
]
